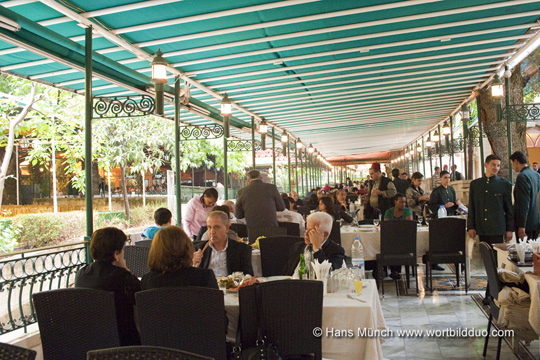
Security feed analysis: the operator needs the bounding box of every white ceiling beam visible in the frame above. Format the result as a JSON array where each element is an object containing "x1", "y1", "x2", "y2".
[
  {"x1": 194, "y1": 24, "x2": 533, "y2": 81},
  {"x1": 220, "y1": 60, "x2": 503, "y2": 95},
  {"x1": 247, "y1": 80, "x2": 477, "y2": 112},
  {"x1": 205, "y1": 53, "x2": 508, "y2": 89},
  {"x1": 130, "y1": 0, "x2": 442, "y2": 49},
  {"x1": 111, "y1": 0, "x2": 319, "y2": 35},
  {"x1": 159, "y1": 0, "x2": 540, "y2": 58}
]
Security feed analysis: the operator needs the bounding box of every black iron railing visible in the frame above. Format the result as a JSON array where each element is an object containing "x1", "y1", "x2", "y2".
[{"x1": 0, "y1": 242, "x2": 87, "y2": 335}]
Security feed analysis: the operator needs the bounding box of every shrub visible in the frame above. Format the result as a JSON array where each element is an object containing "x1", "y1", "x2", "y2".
[
  {"x1": 13, "y1": 214, "x2": 67, "y2": 248},
  {"x1": 0, "y1": 222, "x2": 19, "y2": 252}
]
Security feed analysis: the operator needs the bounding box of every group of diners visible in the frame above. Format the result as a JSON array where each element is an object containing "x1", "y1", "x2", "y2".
[{"x1": 75, "y1": 207, "x2": 345, "y2": 346}]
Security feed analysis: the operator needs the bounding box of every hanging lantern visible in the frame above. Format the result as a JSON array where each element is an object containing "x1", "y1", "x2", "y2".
[{"x1": 150, "y1": 49, "x2": 168, "y2": 115}]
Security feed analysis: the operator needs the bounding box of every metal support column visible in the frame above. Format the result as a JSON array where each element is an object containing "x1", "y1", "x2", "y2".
[
  {"x1": 251, "y1": 117, "x2": 256, "y2": 170},
  {"x1": 295, "y1": 146, "x2": 299, "y2": 195},
  {"x1": 476, "y1": 100, "x2": 485, "y2": 176},
  {"x1": 438, "y1": 124, "x2": 443, "y2": 171},
  {"x1": 450, "y1": 116, "x2": 455, "y2": 181},
  {"x1": 287, "y1": 141, "x2": 292, "y2": 193},
  {"x1": 84, "y1": 26, "x2": 93, "y2": 264},
  {"x1": 223, "y1": 131, "x2": 228, "y2": 200},
  {"x1": 300, "y1": 149, "x2": 304, "y2": 196},
  {"x1": 422, "y1": 138, "x2": 426, "y2": 176},
  {"x1": 505, "y1": 68, "x2": 512, "y2": 183},
  {"x1": 272, "y1": 127, "x2": 276, "y2": 185},
  {"x1": 174, "y1": 76, "x2": 182, "y2": 225}
]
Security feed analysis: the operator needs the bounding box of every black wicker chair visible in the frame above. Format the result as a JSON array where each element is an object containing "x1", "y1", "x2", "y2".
[
  {"x1": 257, "y1": 280, "x2": 323, "y2": 359},
  {"x1": 425, "y1": 218, "x2": 467, "y2": 292},
  {"x1": 32, "y1": 288, "x2": 120, "y2": 360},
  {"x1": 479, "y1": 242, "x2": 504, "y2": 359},
  {"x1": 123, "y1": 245, "x2": 151, "y2": 278},
  {"x1": 247, "y1": 226, "x2": 287, "y2": 244},
  {"x1": 136, "y1": 287, "x2": 227, "y2": 360},
  {"x1": 376, "y1": 219, "x2": 417, "y2": 296},
  {"x1": 87, "y1": 345, "x2": 213, "y2": 360},
  {"x1": 278, "y1": 221, "x2": 301, "y2": 236},
  {"x1": 258, "y1": 236, "x2": 303, "y2": 277},
  {"x1": 230, "y1": 223, "x2": 248, "y2": 238},
  {"x1": 134, "y1": 239, "x2": 153, "y2": 248},
  {"x1": 298, "y1": 205, "x2": 316, "y2": 216},
  {"x1": 195, "y1": 226, "x2": 208, "y2": 242},
  {"x1": 0, "y1": 343, "x2": 36, "y2": 360},
  {"x1": 238, "y1": 284, "x2": 260, "y2": 349},
  {"x1": 328, "y1": 221, "x2": 341, "y2": 246}
]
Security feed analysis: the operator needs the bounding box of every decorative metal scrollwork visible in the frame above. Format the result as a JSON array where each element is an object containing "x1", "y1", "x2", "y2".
[
  {"x1": 504, "y1": 103, "x2": 540, "y2": 123},
  {"x1": 93, "y1": 95, "x2": 155, "y2": 118},
  {"x1": 227, "y1": 140, "x2": 262, "y2": 152},
  {"x1": 180, "y1": 124, "x2": 224, "y2": 141}
]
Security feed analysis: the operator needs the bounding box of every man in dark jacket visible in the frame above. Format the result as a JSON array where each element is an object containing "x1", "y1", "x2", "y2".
[
  {"x1": 429, "y1": 170, "x2": 461, "y2": 217},
  {"x1": 236, "y1": 169, "x2": 286, "y2": 227},
  {"x1": 392, "y1": 168, "x2": 410, "y2": 195},
  {"x1": 467, "y1": 155, "x2": 513, "y2": 244},
  {"x1": 510, "y1": 151, "x2": 540, "y2": 240},
  {"x1": 284, "y1": 212, "x2": 344, "y2": 276},
  {"x1": 365, "y1": 163, "x2": 396, "y2": 220},
  {"x1": 193, "y1": 211, "x2": 253, "y2": 276}
]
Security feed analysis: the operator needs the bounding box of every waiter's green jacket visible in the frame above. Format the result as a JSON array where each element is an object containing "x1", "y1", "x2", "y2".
[
  {"x1": 514, "y1": 166, "x2": 540, "y2": 232},
  {"x1": 467, "y1": 175, "x2": 513, "y2": 235},
  {"x1": 429, "y1": 185, "x2": 458, "y2": 217}
]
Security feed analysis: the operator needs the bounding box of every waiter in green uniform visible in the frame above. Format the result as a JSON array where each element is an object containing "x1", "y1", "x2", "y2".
[
  {"x1": 510, "y1": 151, "x2": 540, "y2": 240},
  {"x1": 467, "y1": 155, "x2": 513, "y2": 244},
  {"x1": 428, "y1": 170, "x2": 461, "y2": 216}
]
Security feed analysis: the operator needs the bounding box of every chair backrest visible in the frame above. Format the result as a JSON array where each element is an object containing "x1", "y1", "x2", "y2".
[
  {"x1": 0, "y1": 342, "x2": 36, "y2": 360},
  {"x1": 248, "y1": 226, "x2": 287, "y2": 243},
  {"x1": 278, "y1": 221, "x2": 301, "y2": 236},
  {"x1": 258, "y1": 280, "x2": 323, "y2": 359},
  {"x1": 87, "y1": 345, "x2": 213, "y2": 360},
  {"x1": 380, "y1": 219, "x2": 417, "y2": 256},
  {"x1": 195, "y1": 226, "x2": 208, "y2": 242},
  {"x1": 123, "y1": 245, "x2": 150, "y2": 278},
  {"x1": 134, "y1": 239, "x2": 153, "y2": 248},
  {"x1": 238, "y1": 284, "x2": 260, "y2": 349},
  {"x1": 328, "y1": 221, "x2": 341, "y2": 246},
  {"x1": 428, "y1": 218, "x2": 466, "y2": 253},
  {"x1": 32, "y1": 288, "x2": 120, "y2": 360},
  {"x1": 136, "y1": 287, "x2": 227, "y2": 360},
  {"x1": 479, "y1": 242, "x2": 502, "y2": 300},
  {"x1": 230, "y1": 223, "x2": 248, "y2": 237},
  {"x1": 298, "y1": 205, "x2": 316, "y2": 216},
  {"x1": 259, "y1": 236, "x2": 304, "y2": 277}
]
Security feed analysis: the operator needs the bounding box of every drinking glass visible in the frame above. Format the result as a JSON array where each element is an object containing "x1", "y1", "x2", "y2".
[
  {"x1": 417, "y1": 216, "x2": 423, "y2": 226},
  {"x1": 352, "y1": 268, "x2": 363, "y2": 294},
  {"x1": 242, "y1": 237, "x2": 250, "y2": 245},
  {"x1": 373, "y1": 218, "x2": 380, "y2": 227}
]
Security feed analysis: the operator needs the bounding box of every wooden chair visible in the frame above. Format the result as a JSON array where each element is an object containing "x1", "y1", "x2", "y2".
[{"x1": 33, "y1": 288, "x2": 120, "y2": 360}]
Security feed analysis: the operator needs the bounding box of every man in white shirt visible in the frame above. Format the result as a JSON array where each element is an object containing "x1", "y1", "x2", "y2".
[{"x1": 276, "y1": 197, "x2": 306, "y2": 234}]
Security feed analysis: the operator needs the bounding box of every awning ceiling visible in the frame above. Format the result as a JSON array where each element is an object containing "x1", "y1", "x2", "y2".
[{"x1": 1, "y1": 0, "x2": 540, "y2": 162}]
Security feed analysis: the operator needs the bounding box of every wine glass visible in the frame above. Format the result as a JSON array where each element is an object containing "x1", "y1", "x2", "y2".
[
  {"x1": 373, "y1": 218, "x2": 380, "y2": 227},
  {"x1": 417, "y1": 216, "x2": 423, "y2": 226}
]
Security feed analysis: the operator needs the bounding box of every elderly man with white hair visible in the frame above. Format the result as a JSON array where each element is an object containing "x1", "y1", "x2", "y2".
[{"x1": 284, "y1": 212, "x2": 344, "y2": 276}]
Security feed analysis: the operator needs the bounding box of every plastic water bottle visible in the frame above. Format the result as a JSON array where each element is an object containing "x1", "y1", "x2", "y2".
[
  {"x1": 349, "y1": 202, "x2": 355, "y2": 216},
  {"x1": 438, "y1": 205, "x2": 447, "y2": 218},
  {"x1": 351, "y1": 237, "x2": 365, "y2": 278}
]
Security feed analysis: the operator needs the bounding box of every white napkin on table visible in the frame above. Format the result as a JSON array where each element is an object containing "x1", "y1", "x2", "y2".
[{"x1": 312, "y1": 260, "x2": 332, "y2": 294}]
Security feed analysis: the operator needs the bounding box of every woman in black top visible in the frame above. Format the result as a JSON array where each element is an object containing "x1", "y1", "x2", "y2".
[
  {"x1": 75, "y1": 227, "x2": 141, "y2": 346},
  {"x1": 141, "y1": 226, "x2": 218, "y2": 290}
]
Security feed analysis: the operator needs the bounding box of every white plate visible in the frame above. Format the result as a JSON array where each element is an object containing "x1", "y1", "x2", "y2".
[{"x1": 358, "y1": 224, "x2": 375, "y2": 228}]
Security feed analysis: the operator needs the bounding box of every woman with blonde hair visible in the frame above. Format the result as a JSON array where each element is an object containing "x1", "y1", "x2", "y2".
[{"x1": 141, "y1": 226, "x2": 218, "y2": 290}]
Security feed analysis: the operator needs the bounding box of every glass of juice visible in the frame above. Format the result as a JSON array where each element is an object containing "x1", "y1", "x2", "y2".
[{"x1": 353, "y1": 268, "x2": 363, "y2": 294}]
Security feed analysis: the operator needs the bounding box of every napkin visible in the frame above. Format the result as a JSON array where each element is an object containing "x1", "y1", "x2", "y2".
[
  {"x1": 311, "y1": 260, "x2": 332, "y2": 294},
  {"x1": 516, "y1": 243, "x2": 526, "y2": 263}
]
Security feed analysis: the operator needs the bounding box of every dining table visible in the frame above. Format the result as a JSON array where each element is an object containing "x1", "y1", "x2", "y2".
[
  {"x1": 223, "y1": 278, "x2": 387, "y2": 360},
  {"x1": 493, "y1": 244, "x2": 540, "y2": 339}
]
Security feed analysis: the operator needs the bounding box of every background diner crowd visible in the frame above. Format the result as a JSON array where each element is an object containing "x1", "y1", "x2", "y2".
[{"x1": 75, "y1": 150, "x2": 540, "y2": 347}]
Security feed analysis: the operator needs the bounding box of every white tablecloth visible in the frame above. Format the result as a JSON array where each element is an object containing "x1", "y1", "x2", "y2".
[
  {"x1": 224, "y1": 279, "x2": 386, "y2": 360},
  {"x1": 340, "y1": 225, "x2": 430, "y2": 259}
]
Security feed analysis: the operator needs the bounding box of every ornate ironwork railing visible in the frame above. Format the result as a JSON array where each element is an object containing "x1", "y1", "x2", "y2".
[
  {"x1": 180, "y1": 124, "x2": 224, "y2": 141},
  {"x1": 503, "y1": 103, "x2": 540, "y2": 123},
  {"x1": 93, "y1": 95, "x2": 155, "y2": 118},
  {"x1": 227, "y1": 140, "x2": 261, "y2": 152},
  {"x1": 0, "y1": 242, "x2": 86, "y2": 335}
]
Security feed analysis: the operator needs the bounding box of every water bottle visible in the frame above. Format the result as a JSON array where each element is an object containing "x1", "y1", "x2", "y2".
[
  {"x1": 438, "y1": 205, "x2": 447, "y2": 218},
  {"x1": 351, "y1": 237, "x2": 365, "y2": 278},
  {"x1": 357, "y1": 204, "x2": 364, "y2": 221},
  {"x1": 349, "y1": 202, "x2": 355, "y2": 216}
]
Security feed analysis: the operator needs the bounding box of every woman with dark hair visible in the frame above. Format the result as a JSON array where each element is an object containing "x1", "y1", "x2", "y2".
[
  {"x1": 75, "y1": 227, "x2": 141, "y2": 346},
  {"x1": 384, "y1": 193, "x2": 414, "y2": 220},
  {"x1": 182, "y1": 188, "x2": 218, "y2": 240},
  {"x1": 318, "y1": 196, "x2": 336, "y2": 220},
  {"x1": 306, "y1": 193, "x2": 319, "y2": 207},
  {"x1": 406, "y1": 172, "x2": 430, "y2": 218},
  {"x1": 141, "y1": 226, "x2": 218, "y2": 290}
]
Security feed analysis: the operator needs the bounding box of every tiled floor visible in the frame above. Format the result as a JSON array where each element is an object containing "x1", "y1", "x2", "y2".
[{"x1": 378, "y1": 244, "x2": 538, "y2": 360}]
